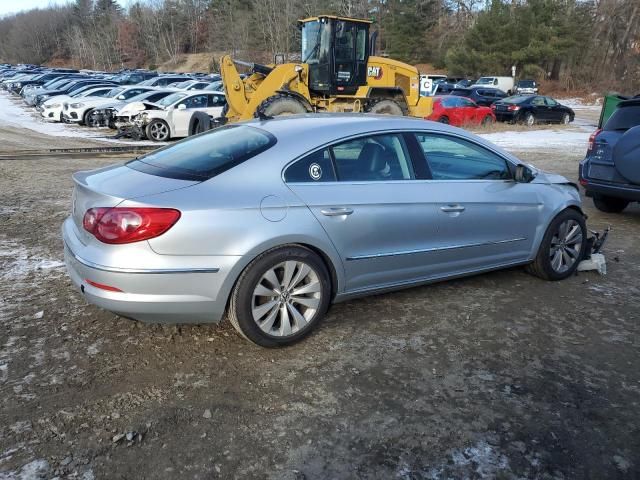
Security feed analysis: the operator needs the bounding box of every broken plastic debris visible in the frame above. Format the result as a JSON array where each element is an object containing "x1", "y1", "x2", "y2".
[{"x1": 577, "y1": 253, "x2": 606, "y2": 275}]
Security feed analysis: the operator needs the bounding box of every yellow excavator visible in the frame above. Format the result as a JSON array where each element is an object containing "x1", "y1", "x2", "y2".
[{"x1": 219, "y1": 15, "x2": 433, "y2": 123}]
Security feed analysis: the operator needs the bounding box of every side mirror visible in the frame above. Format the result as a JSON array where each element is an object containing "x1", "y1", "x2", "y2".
[
  {"x1": 515, "y1": 164, "x2": 535, "y2": 183},
  {"x1": 117, "y1": 95, "x2": 125, "y2": 100},
  {"x1": 177, "y1": 104, "x2": 187, "y2": 110}
]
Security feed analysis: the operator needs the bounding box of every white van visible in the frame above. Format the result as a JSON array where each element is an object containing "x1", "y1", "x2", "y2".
[{"x1": 474, "y1": 76, "x2": 515, "y2": 95}]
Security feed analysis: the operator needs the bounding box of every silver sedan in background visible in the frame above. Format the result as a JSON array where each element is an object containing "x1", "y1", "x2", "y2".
[{"x1": 63, "y1": 115, "x2": 586, "y2": 347}]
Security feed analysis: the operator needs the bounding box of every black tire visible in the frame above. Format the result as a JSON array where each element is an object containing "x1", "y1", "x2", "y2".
[
  {"x1": 228, "y1": 246, "x2": 331, "y2": 347},
  {"x1": 83, "y1": 109, "x2": 96, "y2": 127},
  {"x1": 438, "y1": 116, "x2": 449, "y2": 124},
  {"x1": 188, "y1": 111, "x2": 211, "y2": 136},
  {"x1": 256, "y1": 94, "x2": 307, "y2": 118},
  {"x1": 366, "y1": 98, "x2": 405, "y2": 116},
  {"x1": 593, "y1": 195, "x2": 629, "y2": 213},
  {"x1": 523, "y1": 112, "x2": 536, "y2": 126},
  {"x1": 481, "y1": 115, "x2": 494, "y2": 126},
  {"x1": 526, "y1": 208, "x2": 587, "y2": 281},
  {"x1": 145, "y1": 119, "x2": 171, "y2": 142}
]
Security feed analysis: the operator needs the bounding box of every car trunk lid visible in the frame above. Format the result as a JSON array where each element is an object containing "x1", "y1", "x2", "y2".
[{"x1": 71, "y1": 164, "x2": 199, "y2": 244}]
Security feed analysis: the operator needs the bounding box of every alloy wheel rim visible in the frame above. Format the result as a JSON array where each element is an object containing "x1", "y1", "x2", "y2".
[
  {"x1": 251, "y1": 261, "x2": 321, "y2": 337},
  {"x1": 527, "y1": 115, "x2": 534, "y2": 126},
  {"x1": 151, "y1": 122, "x2": 168, "y2": 140},
  {"x1": 549, "y1": 219, "x2": 582, "y2": 273}
]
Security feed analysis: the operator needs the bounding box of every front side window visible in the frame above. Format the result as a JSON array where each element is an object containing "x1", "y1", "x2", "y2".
[
  {"x1": 544, "y1": 97, "x2": 558, "y2": 106},
  {"x1": 208, "y1": 94, "x2": 225, "y2": 106},
  {"x1": 284, "y1": 149, "x2": 336, "y2": 182},
  {"x1": 356, "y1": 27, "x2": 367, "y2": 61},
  {"x1": 415, "y1": 133, "x2": 511, "y2": 180},
  {"x1": 178, "y1": 95, "x2": 207, "y2": 109},
  {"x1": 331, "y1": 134, "x2": 414, "y2": 181},
  {"x1": 127, "y1": 125, "x2": 276, "y2": 181}
]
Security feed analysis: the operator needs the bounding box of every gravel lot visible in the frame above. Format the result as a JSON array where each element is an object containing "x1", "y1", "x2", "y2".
[{"x1": 1, "y1": 103, "x2": 639, "y2": 479}]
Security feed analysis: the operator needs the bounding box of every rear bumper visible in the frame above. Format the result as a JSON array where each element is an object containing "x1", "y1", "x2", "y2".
[
  {"x1": 582, "y1": 179, "x2": 640, "y2": 201},
  {"x1": 62, "y1": 217, "x2": 240, "y2": 324},
  {"x1": 494, "y1": 111, "x2": 518, "y2": 122},
  {"x1": 580, "y1": 159, "x2": 640, "y2": 201}
]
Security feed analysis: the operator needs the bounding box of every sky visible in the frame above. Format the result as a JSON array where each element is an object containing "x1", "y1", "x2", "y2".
[{"x1": 0, "y1": 0, "x2": 127, "y2": 17}]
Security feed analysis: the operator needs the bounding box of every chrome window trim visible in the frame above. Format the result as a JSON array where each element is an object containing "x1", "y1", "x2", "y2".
[
  {"x1": 346, "y1": 237, "x2": 526, "y2": 261},
  {"x1": 64, "y1": 242, "x2": 219, "y2": 274}
]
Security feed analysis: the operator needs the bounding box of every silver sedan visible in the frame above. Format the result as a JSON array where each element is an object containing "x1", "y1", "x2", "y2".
[{"x1": 62, "y1": 114, "x2": 586, "y2": 347}]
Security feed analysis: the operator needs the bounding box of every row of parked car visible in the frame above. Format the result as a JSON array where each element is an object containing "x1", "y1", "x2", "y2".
[{"x1": 0, "y1": 64, "x2": 228, "y2": 142}]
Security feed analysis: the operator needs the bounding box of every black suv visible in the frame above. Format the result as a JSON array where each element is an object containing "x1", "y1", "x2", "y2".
[
  {"x1": 579, "y1": 98, "x2": 640, "y2": 213},
  {"x1": 450, "y1": 86, "x2": 508, "y2": 106}
]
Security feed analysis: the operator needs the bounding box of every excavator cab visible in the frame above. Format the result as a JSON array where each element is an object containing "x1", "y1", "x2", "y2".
[{"x1": 300, "y1": 16, "x2": 371, "y2": 96}]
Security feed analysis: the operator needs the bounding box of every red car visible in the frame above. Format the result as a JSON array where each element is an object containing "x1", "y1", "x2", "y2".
[{"x1": 426, "y1": 96, "x2": 496, "y2": 126}]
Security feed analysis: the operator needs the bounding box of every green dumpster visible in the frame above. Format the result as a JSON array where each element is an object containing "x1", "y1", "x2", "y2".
[{"x1": 598, "y1": 93, "x2": 630, "y2": 128}]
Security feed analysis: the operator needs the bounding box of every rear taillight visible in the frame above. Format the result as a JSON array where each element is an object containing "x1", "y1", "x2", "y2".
[
  {"x1": 588, "y1": 128, "x2": 602, "y2": 151},
  {"x1": 507, "y1": 105, "x2": 520, "y2": 111},
  {"x1": 83, "y1": 207, "x2": 181, "y2": 244}
]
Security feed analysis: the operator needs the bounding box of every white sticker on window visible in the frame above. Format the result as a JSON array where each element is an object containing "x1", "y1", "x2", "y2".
[{"x1": 309, "y1": 163, "x2": 322, "y2": 180}]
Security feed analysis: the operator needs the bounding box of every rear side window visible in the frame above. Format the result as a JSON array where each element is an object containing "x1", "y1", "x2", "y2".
[
  {"x1": 331, "y1": 134, "x2": 414, "y2": 181},
  {"x1": 127, "y1": 125, "x2": 276, "y2": 181},
  {"x1": 415, "y1": 133, "x2": 511, "y2": 180},
  {"x1": 605, "y1": 105, "x2": 640, "y2": 131},
  {"x1": 285, "y1": 149, "x2": 336, "y2": 182}
]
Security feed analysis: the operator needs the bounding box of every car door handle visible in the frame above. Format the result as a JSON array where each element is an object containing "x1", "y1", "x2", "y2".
[
  {"x1": 440, "y1": 205, "x2": 465, "y2": 213},
  {"x1": 321, "y1": 207, "x2": 354, "y2": 216}
]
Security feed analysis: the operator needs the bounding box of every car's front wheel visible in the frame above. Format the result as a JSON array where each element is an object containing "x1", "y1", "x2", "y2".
[
  {"x1": 526, "y1": 208, "x2": 586, "y2": 280},
  {"x1": 561, "y1": 113, "x2": 571, "y2": 125},
  {"x1": 228, "y1": 246, "x2": 331, "y2": 347},
  {"x1": 146, "y1": 119, "x2": 171, "y2": 142},
  {"x1": 593, "y1": 195, "x2": 629, "y2": 213}
]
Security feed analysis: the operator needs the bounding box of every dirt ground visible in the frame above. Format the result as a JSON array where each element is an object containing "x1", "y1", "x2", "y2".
[{"x1": 0, "y1": 107, "x2": 639, "y2": 479}]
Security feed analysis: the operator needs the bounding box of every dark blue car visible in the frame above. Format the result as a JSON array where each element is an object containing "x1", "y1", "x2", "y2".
[{"x1": 580, "y1": 98, "x2": 640, "y2": 212}]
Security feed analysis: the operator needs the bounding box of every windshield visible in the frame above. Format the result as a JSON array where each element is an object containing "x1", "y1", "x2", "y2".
[
  {"x1": 517, "y1": 80, "x2": 536, "y2": 87},
  {"x1": 604, "y1": 105, "x2": 640, "y2": 131},
  {"x1": 205, "y1": 81, "x2": 223, "y2": 91},
  {"x1": 127, "y1": 125, "x2": 276, "y2": 181},
  {"x1": 157, "y1": 92, "x2": 188, "y2": 107},
  {"x1": 302, "y1": 20, "x2": 331, "y2": 64},
  {"x1": 450, "y1": 89, "x2": 471, "y2": 96},
  {"x1": 126, "y1": 90, "x2": 160, "y2": 102},
  {"x1": 137, "y1": 78, "x2": 154, "y2": 86},
  {"x1": 107, "y1": 87, "x2": 125, "y2": 97}
]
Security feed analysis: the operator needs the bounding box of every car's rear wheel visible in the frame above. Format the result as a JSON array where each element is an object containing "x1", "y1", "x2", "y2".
[
  {"x1": 481, "y1": 115, "x2": 494, "y2": 126},
  {"x1": 146, "y1": 119, "x2": 170, "y2": 142},
  {"x1": 228, "y1": 246, "x2": 331, "y2": 347},
  {"x1": 438, "y1": 116, "x2": 449, "y2": 124},
  {"x1": 524, "y1": 113, "x2": 536, "y2": 126},
  {"x1": 526, "y1": 208, "x2": 586, "y2": 280},
  {"x1": 593, "y1": 195, "x2": 629, "y2": 213}
]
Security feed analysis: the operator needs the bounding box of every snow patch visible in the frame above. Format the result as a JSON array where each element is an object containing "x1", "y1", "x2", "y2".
[
  {"x1": 0, "y1": 459, "x2": 49, "y2": 480},
  {"x1": 0, "y1": 93, "x2": 160, "y2": 146},
  {"x1": 424, "y1": 440, "x2": 511, "y2": 479},
  {"x1": 479, "y1": 128, "x2": 590, "y2": 150}
]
